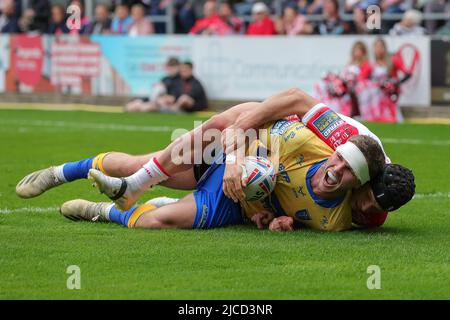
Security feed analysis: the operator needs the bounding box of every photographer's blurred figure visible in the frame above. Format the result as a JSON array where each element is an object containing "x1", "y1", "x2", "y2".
[{"x1": 125, "y1": 57, "x2": 181, "y2": 112}]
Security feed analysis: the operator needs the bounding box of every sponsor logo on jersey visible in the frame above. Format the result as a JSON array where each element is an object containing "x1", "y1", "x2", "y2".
[
  {"x1": 282, "y1": 124, "x2": 304, "y2": 142},
  {"x1": 320, "y1": 216, "x2": 329, "y2": 228},
  {"x1": 283, "y1": 130, "x2": 296, "y2": 142},
  {"x1": 278, "y1": 163, "x2": 290, "y2": 183},
  {"x1": 291, "y1": 186, "x2": 306, "y2": 198},
  {"x1": 295, "y1": 209, "x2": 311, "y2": 220},
  {"x1": 296, "y1": 154, "x2": 305, "y2": 167},
  {"x1": 270, "y1": 120, "x2": 294, "y2": 136},
  {"x1": 312, "y1": 110, "x2": 345, "y2": 138}
]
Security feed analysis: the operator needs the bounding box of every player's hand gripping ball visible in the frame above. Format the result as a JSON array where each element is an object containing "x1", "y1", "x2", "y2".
[{"x1": 243, "y1": 156, "x2": 276, "y2": 201}]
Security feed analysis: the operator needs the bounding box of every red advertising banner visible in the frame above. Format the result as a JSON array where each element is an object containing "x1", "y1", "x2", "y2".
[{"x1": 11, "y1": 35, "x2": 44, "y2": 87}]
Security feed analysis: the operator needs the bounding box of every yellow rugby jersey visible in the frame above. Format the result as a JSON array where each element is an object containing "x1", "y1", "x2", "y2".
[{"x1": 241, "y1": 119, "x2": 352, "y2": 232}]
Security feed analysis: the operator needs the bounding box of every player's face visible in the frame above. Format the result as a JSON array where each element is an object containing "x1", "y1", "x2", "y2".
[
  {"x1": 350, "y1": 183, "x2": 384, "y2": 214},
  {"x1": 321, "y1": 152, "x2": 359, "y2": 193}
]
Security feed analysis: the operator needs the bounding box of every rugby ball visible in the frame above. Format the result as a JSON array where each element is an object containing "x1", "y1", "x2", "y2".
[{"x1": 243, "y1": 156, "x2": 276, "y2": 201}]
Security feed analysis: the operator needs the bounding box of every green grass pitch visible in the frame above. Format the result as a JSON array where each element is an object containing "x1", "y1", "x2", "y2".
[{"x1": 0, "y1": 109, "x2": 449, "y2": 299}]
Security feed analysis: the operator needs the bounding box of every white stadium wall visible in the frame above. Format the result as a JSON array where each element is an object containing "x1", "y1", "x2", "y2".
[
  {"x1": 0, "y1": 34, "x2": 431, "y2": 107},
  {"x1": 192, "y1": 36, "x2": 430, "y2": 107}
]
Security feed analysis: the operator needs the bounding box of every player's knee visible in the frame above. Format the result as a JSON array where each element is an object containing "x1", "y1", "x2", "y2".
[
  {"x1": 108, "y1": 154, "x2": 145, "y2": 176},
  {"x1": 137, "y1": 206, "x2": 183, "y2": 229},
  {"x1": 146, "y1": 217, "x2": 165, "y2": 229},
  {"x1": 136, "y1": 211, "x2": 164, "y2": 229}
]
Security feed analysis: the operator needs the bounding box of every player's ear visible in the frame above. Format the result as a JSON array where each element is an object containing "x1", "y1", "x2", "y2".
[{"x1": 353, "y1": 175, "x2": 362, "y2": 188}]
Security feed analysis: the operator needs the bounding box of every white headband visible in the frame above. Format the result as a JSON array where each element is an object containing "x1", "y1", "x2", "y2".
[{"x1": 335, "y1": 142, "x2": 370, "y2": 185}]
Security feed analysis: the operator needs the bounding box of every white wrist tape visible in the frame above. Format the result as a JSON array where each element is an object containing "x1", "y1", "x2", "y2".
[
  {"x1": 336, "y1": 142, "x2": 370, "y2": 185},
  {"x1": 225, "y1": 154, "x2": 237, "y2": 164}
]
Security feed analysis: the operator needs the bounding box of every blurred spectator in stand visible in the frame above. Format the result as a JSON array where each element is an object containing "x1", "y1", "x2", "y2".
[
  {"x1": 175, "y1": 0, "x2": 196, "y2": 34},
  {"x1": 19, "y1": 0, "x2": 51, "y2": 33},
  {"x1": 348, "y1": 3, "x2": 381, "y2": 34},
  {"x1": 128, "y1": 60, "x2": 207, "y2": 113},
  {"x1": 219, "y1": 1, "x2": 245, "y2": 34},
  {"x1": 349, "y1": 5, "x2": 367, "y2": 34},
  {"x1": 315, "y1": 0, "x2": 349, "y2": 35},
  {"x1": 84, "y1": 4, "x2": 112, "y2": 34},
  {"x1": 306, "y1": 0, "x2": 324, "y2": 14},
  {"x1": 423, "y1": 0, "x2": 450, "y2": 34},
  {"x1": 344, "y1": 0, "x2": 380, "y2": 12},
  {"x1": 381, "y1": 0, "x2": 409, "y2": 14},
  {"x1": 111, "y1": 4, "x2": 133, "y2": 34},
  {"x1": 19, "y1": 9, "x2": 36, "y2": 33},
  {"x1": 189, "y1": 1, "x2": 232, "y2": 35},
  {"x1": 128, "y1": 3, "x2": 154, "y2": 36},
  {"x1": 389, "y1": 9, "x2": 426, "y2": 35},
  {"x1": 169, "y1": 61, "x2": 208, "y2": 112},
  {"x1": 235, "y1": 0, "x2": 272, "y2": 16},
  {"x1": 47, "y1": 4, "x2": 70, "y2": 34},
  {"x1": 246, "y1": 2, "x2": 277, "y2": 35},
  {"x1": 0, "y1": 0, "x2": 20, "y2": 33},
  {"x1": 380, "y1": 0, "x2": 414, "y2": 32},
  {"x1": 344, "y1": 0, "x2": 360, "y2": 12},
  {"x1": 282, "y1": 0, "x2": 322, "y2": 15},
  {"x1": 276, "y1": 5, "x2": 313, "y2": 35},
  {"x1": 65, "y1": 0, "x2": 90, "y2": 34},
  {"x1": 12, "y1": 0, "x2": 22, "y2": 18},
  {"x1": 146, "y1": 0, "x2": 171, "y2": 34},
  {"x1": 126, "y1": 57, "x2": 181, "y2": 112}
]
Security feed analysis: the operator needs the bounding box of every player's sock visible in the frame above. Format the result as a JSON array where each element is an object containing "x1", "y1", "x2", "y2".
[
  {"x1": 108, "y1": 203, "x2": 157, "y2": 228},
  {"x1": 55, "y1": 153, "x2": 109, "y2": 182},
  {"x1": 125, "y1": 157, "x2": 170, "y2": 191}
]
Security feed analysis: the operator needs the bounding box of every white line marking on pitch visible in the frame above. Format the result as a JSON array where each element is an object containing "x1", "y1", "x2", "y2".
[
  {"x1": 1, "y1": 118, "x2": 449, "y2": 146},
  {"x1": 412, "y1": 192, "x2": 450, "y2": 199},
  {"x1": 0, "y1": 119, "x2": 178, "y2": 133},
  {"x1": 0, "y1": 207, "x2": 58, "y2": 214},
  {"x1": 381, "y1": 138, "x2": 450, "y2": 146},
  {"x1": 1, "y1": 193, "x2": 448, "y2": 214}
]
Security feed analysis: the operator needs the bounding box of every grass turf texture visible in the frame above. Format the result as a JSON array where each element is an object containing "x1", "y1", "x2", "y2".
[{"x1": 0, "y1": 109, "x2": 449, "y2": 300}]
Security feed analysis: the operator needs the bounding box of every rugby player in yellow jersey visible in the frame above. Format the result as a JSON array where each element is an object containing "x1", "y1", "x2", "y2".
[
  {"x1": 239, "y1": 121, "x2": 385, "y2": 231},
  {"x1": 16, "y1": 88, "x2": 414, "y2": 231}
]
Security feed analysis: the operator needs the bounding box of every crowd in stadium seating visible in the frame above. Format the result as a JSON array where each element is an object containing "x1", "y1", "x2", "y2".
[{"x1": 0, "y1": 0, "x2": 449, "y2": 36}]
